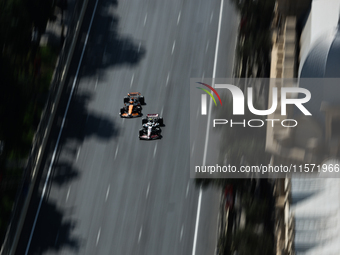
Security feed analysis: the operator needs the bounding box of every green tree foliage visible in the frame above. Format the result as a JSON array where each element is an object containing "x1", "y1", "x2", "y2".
[
  {"x1": 27, "y1": 0, "x2": 55, "y2": 33},
  {"x1": 0, "y1": 0, "x2": 56, "y2": 244}
]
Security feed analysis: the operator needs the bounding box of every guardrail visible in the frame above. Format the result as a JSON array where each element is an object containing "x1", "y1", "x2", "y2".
[{"x1": 0, "y1": 0, "x2": 89, "y2": 254}]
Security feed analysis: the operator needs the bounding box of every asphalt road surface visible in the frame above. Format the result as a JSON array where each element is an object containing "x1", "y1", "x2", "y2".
[{"x1": 16, "y1": 0, "x2": 238, "y2": 254}]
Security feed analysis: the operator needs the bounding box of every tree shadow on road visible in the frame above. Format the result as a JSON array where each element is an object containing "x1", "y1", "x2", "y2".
[
  {"x1": 51, "y1": 161, "x2": 80, "y2": 187},
  {"x1": 80, "y1": 0, "x2": 146, "y2": 79},
  {"x1": 28, "y1": 197, "x2": 84, "y2": 254},
  {"x1": 59, "y1": 90, "x2": 120, "y2": 143}
]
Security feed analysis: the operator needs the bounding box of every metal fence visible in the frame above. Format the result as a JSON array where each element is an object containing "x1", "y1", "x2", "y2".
[{"x1": 0, "y1": 0, "x2": 88, "y2": 254}]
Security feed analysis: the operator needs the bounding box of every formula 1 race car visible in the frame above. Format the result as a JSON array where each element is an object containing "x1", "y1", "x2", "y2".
[
  {"x1": 139, "y1": 114, "x2": 164, "y2": 140},
  {"x1": 141, "y1": 113, "x2": 164, "y2": 126},
  {"x1": 124, "y1": 92, "x2": 145, "y2": 105},
  {"x1": 119, "y1": 92, "x2": 144, "y2": 118}
]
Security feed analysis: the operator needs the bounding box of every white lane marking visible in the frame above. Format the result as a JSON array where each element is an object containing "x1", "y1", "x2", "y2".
[
  {"x1": 161, "y1": 106, "x2": 164, "y2": 116},
  {"x1": 171, "y1": 40, "x2": 176, "y2": 55},
  {"x1": 177, "y1": 11, "x2": 181, "y2": 25},
  {"x1": 210, "y1": 11, "x2": 213, "y2": 23},
  {"x1": 138, "y1": 42, "x2": 141, "y2": 53},
  {"x1": 146, "y1": 182, "x2": 150, "y2": 198},
  {"x1": 153, "y1": 143, "x2": 157, "y2": 158},
  {"x1": 138, "y1": 226, "x2": 143, "y2": 243},
  {"x1": 186, "y1": 182, "x2": 190, "y2": 197},
  {"x1": 144, "y1": 13, "x2": 147, "y2": 26},
  {"x1": 66, "y1": 186, "x2": 70, "y2": 202},
  {"x1": 95, "y1": 76, "x2": 98, "y2": 90},
  {"x1": 205, "y1": 40, "x2": 209, "y2": 53},
  {"x1": 76, "y1": 147, "x2": 80, "y2": 161},
  {"x1": 24, "y1": 0, "x2": 100, "y2": 253},
  {"x1": 130, "y1": 73, "x2": 134, "y2": 88},
  {"x1": 192, "y1": 1, "x2": 224, "y2": 254},
  {"x1": 96, "y1": 228, "x2": 101, "y2": 246},
  {"x1": 191, "y1": 141, "x2": 195, "y2": 157},
  {"x1": 54, "y1": 230, "x2": 60, "y2": 245},
  {"x1": 180, "y1": 225, "x2": 184, "y2": 241},
  {"x1": 192, "y1": 189, "x2": 202, "y2": 255},
  {"x1": 114, "y1": 145, "x2": 119, "y2": 160},
  {"x1": 106, "y1": 185, "x2": 110, "y2": 201},
  {"x1": 166, "y1": 72, "x2": 170, "y2": 86}
]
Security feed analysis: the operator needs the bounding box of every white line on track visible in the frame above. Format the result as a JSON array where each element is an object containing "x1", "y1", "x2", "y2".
[
  {"x1": 106, "y1": 185, "x2": 110, "y2": 201},
  {"x1": 114, "y1": 145, "x2": 119, "y2": 160},
  {"x1": 138, "y1": 226, "x2": 143, "y2": 243},
  {"x1": 171, "y1": 40, "x2": 176, "y2": 55},
  {"x1": 177, "y1": 11, "x2": 181, "y2": 25},
  {"x1": 96, "y1": 228, "x2": 101, "y2": 246},
  {"x1": 153, "y1": 143, "x2": 157, "y2": 158},
  {"x1": 130, "y1": 73, "x2": 134, "y2": 88},
  {"x1": 180, "y1": 225, "x2": 184, "y2": 241},
  {"x1": 144, "y1": 13, "x2": 147, "y2": 26},
  {"x1": 210, "y1": 11, "x2": 214, "y2": 23},
  {"x1": 161, "y1": 106, "x2": 164, "y2": 116},
  {"x1": 205, "y1": 40, "x2": 209, "y2": 53},
  {"x1": 166, "y1": 72, "x2": 170, "y2": 86},
  {"x1": 186, "y1": 182, "x2": 190, "y2": 197},
  {"x1": 146, "y1": 182, "x2": 150, "y2": 198},
  {"x1": 24, "y1": 0, "x2": 100, "y2": 254},
  {"x1": 192, "y1": 1, "x2": 224, "y2": 255},
  {"x1": 66, "y1": 186, "x2": 70, "y2": 202},
  {"x1": 191, "y1": 141, "x2": 195, "y2": 158},
  {"x1": 76, "y1": 147, "x2": 80, "y2": 161},
  {"x1": 192, "y1": 189, "x2": 202, "y2": 255},
  {"x1": 95, "y1": 76, "x2": 98, "y2": 90}
]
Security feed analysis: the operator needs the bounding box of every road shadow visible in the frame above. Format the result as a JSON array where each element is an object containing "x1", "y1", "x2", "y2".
[
  {"x1": 28, "y1": 196, "x2": 83, "y2": 254},
  {"x1": 80, "y1": 0, "x2": 146, "y2": 79},
  {"x1": 51, "y1": 161, "x2": 80, "y2": 187},
  {"x1": 60, "y1": 90, "x2": 120, "y2": 143}
]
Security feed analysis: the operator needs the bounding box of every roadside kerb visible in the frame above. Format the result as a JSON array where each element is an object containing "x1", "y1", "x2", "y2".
[{"x1": 0, "y1": 0, "x2": 90, "y2": 254}]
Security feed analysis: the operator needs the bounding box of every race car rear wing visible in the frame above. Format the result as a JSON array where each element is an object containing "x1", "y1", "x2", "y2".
[{"x1": 147, "y1": 114, "x2": 159, "y2": 118}]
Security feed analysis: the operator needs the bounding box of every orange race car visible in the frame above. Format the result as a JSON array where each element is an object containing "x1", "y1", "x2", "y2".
[{"x1": 119, "y1": 92, "x2": 145, "y2": 118}]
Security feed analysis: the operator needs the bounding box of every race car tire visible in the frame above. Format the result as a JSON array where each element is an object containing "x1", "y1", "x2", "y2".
[
  {"x1": 142, "y1": 118, "x2": 148, "y2": 124},
  {"x1": 139, "y1": 129, "x2": 144, "y2": 136},
  {"x1": 120, "y1": 108, "x2": 125, "y2": 114},
  {"x1": 139, "y1": 96, "x2": 145, "y2": 105},
  {"x1": 159, "y1": 117, "x2": 164, "y2": 126},
  {"x1": 124, "y1": 96, "x2": 129, "y2": 104}
]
